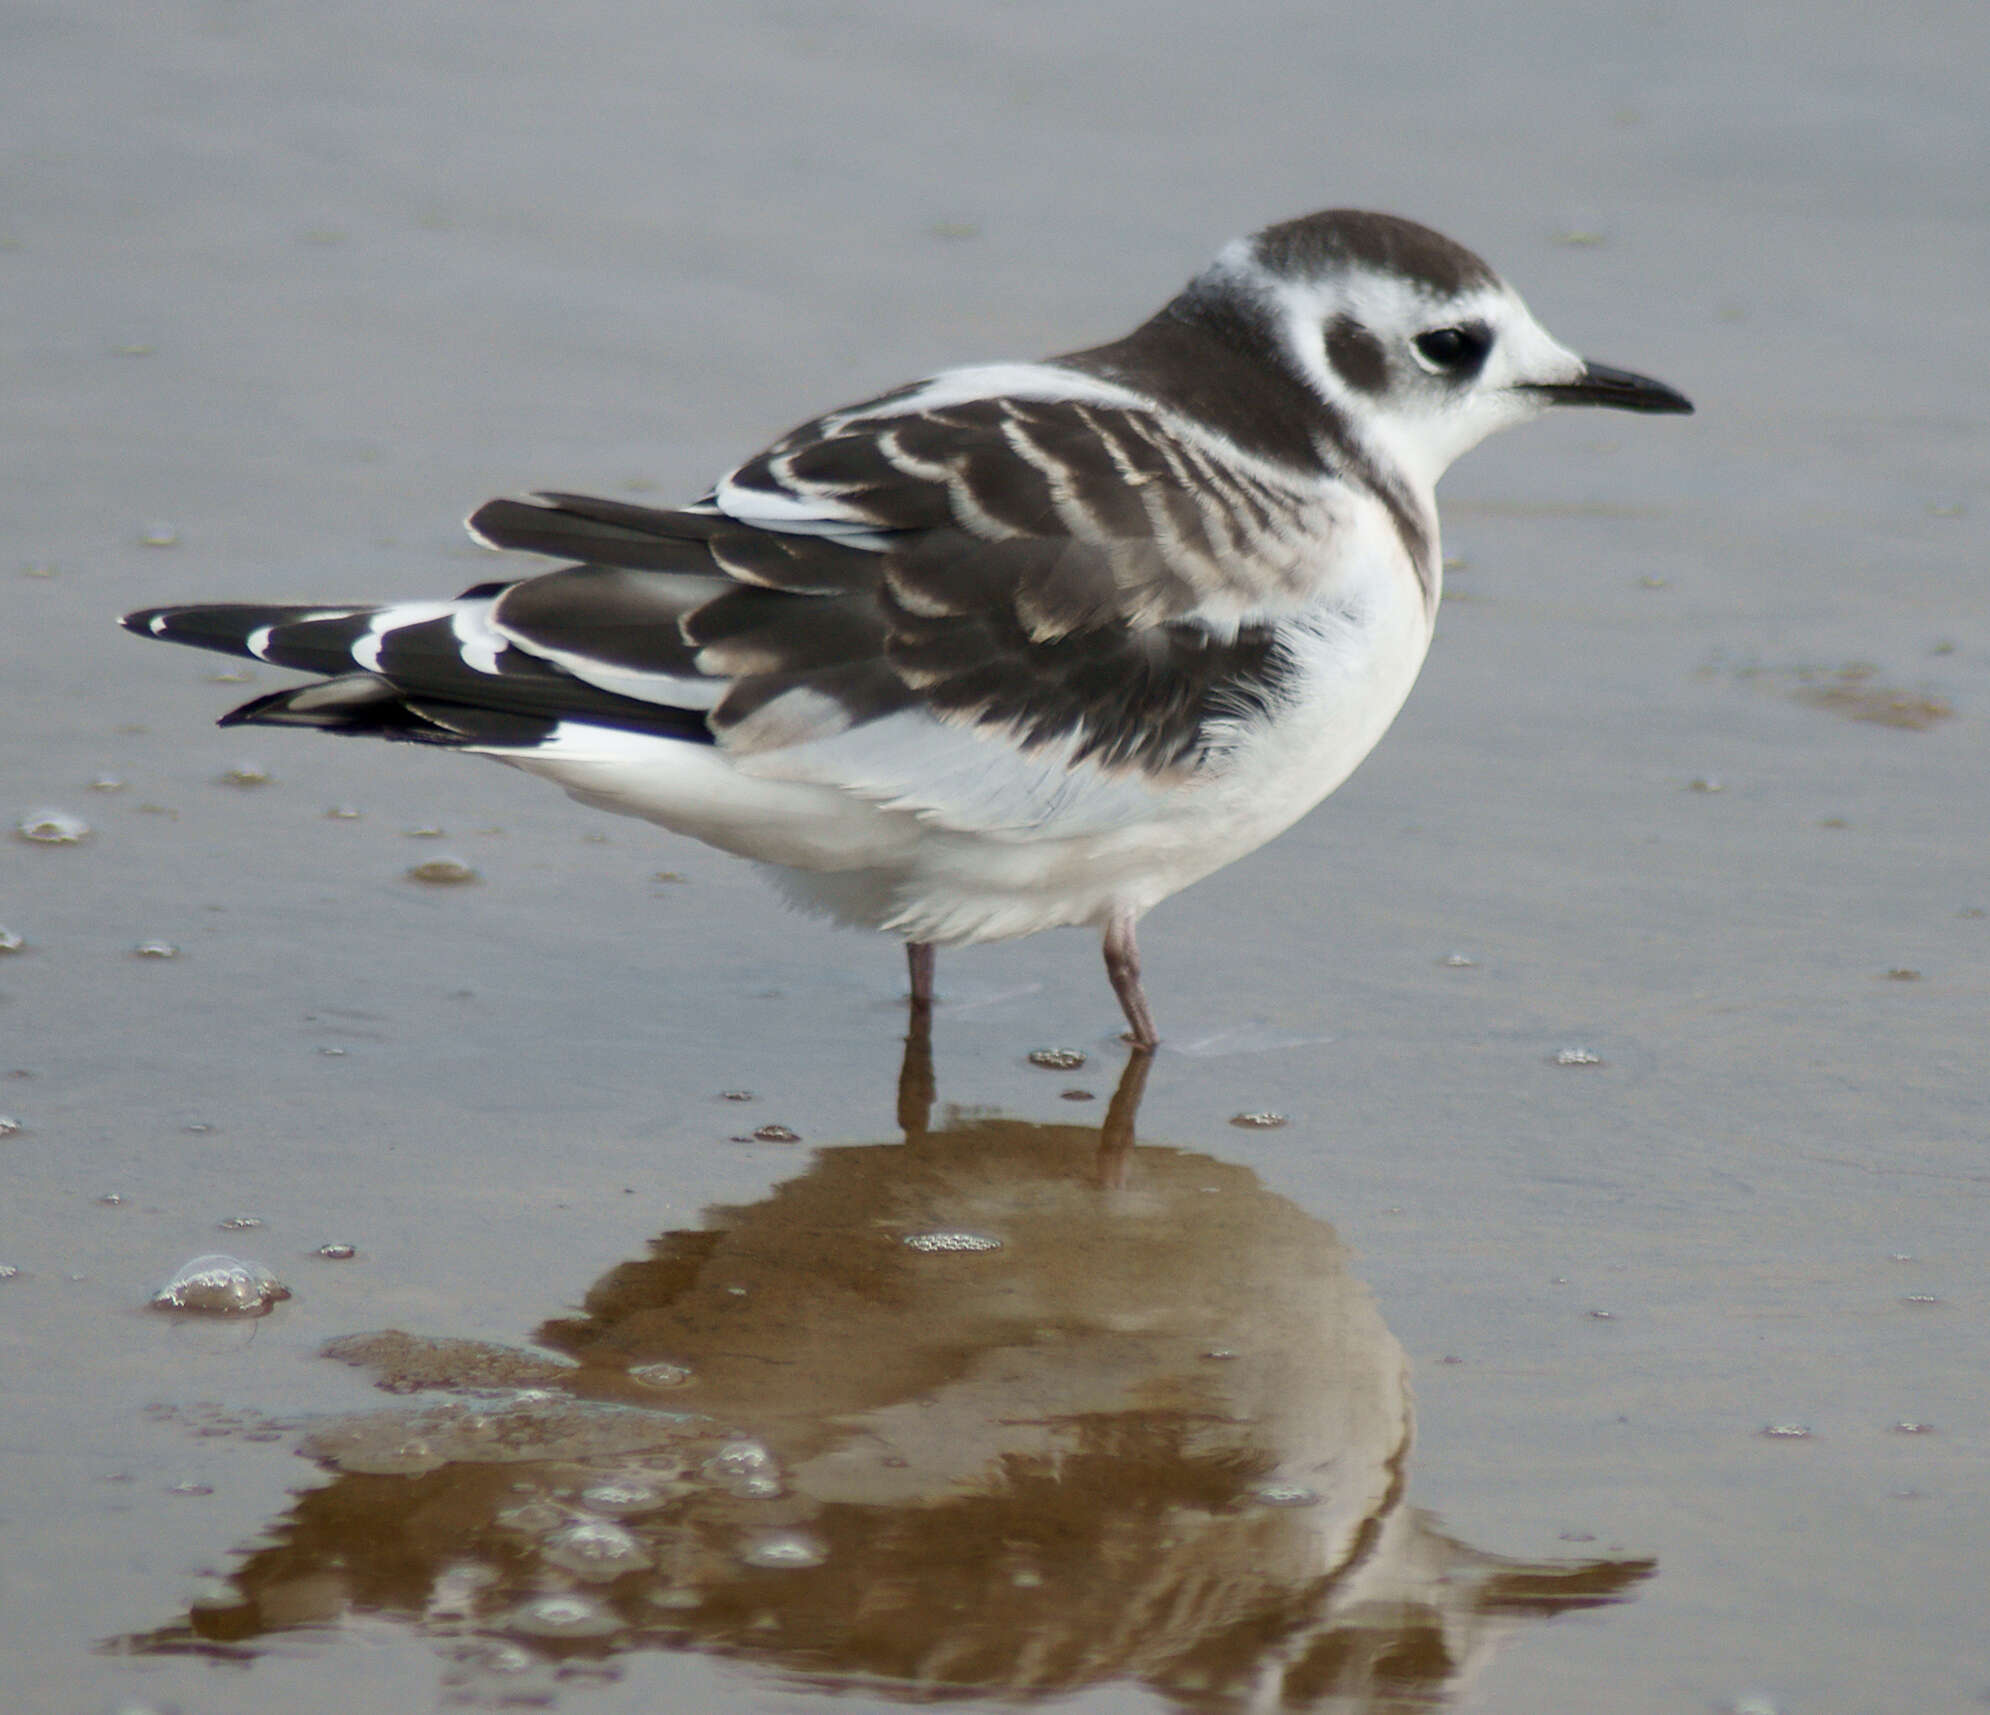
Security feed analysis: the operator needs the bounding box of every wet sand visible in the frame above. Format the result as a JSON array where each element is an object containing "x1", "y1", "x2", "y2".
[{"x1": 3, "y1": 2, "x2": 1985, "y2": 1711}]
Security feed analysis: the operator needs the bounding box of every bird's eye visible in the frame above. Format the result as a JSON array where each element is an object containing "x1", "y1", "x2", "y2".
[{"x1": 1412, "y1": 323, "x2": 1492, "y2": 376}]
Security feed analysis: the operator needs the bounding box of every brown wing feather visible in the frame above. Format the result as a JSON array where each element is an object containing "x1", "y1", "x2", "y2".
[{"x1": 482, "y1": 390, "x2": 1318, "y2": 773}]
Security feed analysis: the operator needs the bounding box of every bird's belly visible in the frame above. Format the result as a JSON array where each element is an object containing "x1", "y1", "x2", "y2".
[
  {"x1": 838, "y1": 581, "x2": 1436, "y2": 944},
  {"x1": 488, "y1": 575, "x2": 1432, "y2": 946}
]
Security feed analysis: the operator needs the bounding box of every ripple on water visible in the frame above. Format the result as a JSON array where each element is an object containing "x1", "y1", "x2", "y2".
[
  {"x1": 150, "y1": 1254, "x2": 291, "y2": 1316},
  {"x1": 303, "y1": 1395, "x2": 695, "y2": 1476}
]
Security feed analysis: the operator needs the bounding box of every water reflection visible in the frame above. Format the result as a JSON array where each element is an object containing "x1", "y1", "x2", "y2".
[{"x1": 115, "y1": 1026, "x2": 1650, "y2": 1708}]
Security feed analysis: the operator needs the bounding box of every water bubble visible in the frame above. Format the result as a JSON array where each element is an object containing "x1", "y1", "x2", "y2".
[
  {"x1": 1891, "y1": 1421, "x2": 1935, "y2": 1435},
  {"x1": 140, "y1": 523, "x2": 180, "y2": 548},
  {"x1": 219, "y1": 763, "x2": 272, "y2": 787},
  {"x1": 1553, "y1": 1047, "x2": 1604, "y2": 1066},
  {"x1": 579, "y1": 1479, "x2": 667, "y2": 1515},
  {"x1": 1588, "y1": 1309, "x2": 1617, "y2": 1321},
  {"x1": 1230, "y1": 1111, "x2": 1288, "y2": 1130},
  {"x1": 503, "y1": 1593, "x2": 621, "y2": 1639},
  {"x1": 627, "y1": 1361, "x2": 693, "y2": 1391},
  {"x1": 151, "y1": 1254, "x2": 291, "y2": 1316},
  {"x1": 1250, "y1": 1483, "x2": 1322, "y2": 1508},
  {"x1": 739, "y1": 1530, "x2": 826, "y2": 1570},
  {"x1": 446, "y1": 1637, "x2": 538, "y2": 1681},
  {"x1": 1759, "y1": 1424, "x2": 1812, "y2": 1440},
  {"x1": 1059, "y1": 1088, "x2": 1095, "y2": 1101},
  {"x1": 206, "y1": 669, "x2": 254, "y2": 684},
  {"x1": 749, "y1": 1124, "x2": 800, "y2": 1143},
  {"x1": 495, "y1": 1498, "x2": 566, "y2": 1534},
  {"x1": 1901, "y1": 1294, "x2": 1941, "y2": 1305},
  {"x1": 17, "y1": 809, "x2": 89, "y2": 845},
  {"x1": 132, "y1": 941, "x2": 180, "y2": 959},
  {"x1": 1558, "y1": 1530, "x2": 1597, "y2": 1543},
  {"x1": 404, "y1": 824, "x2": 446, "y2": 839},
  {"x1": 0, "y1": 927, "x2": 24, "y2": 953},
  {"x1": 218, "y1": 1215, "x2": 263, "y2": 1231},
  {"x1": 89, "y1": 775, "x2": 126, "y2": 793},
  {"x1": 427, "y1": 1561, "x2": 498, "y2": 1621},
  {"x1": 1202, "y1": 1349, "x2": 1240, "y2": 1361},
  {"x1": 0, "y1": 1116, "x2": 21, "y2": 1139},
  {"x1": 1881, "y1": 968, "x2": 1922, "y2": 982},
  {"x1": 1439, "y1": 951, "x2": 1476, "y2": 967},
  {"x1": 703, "y1": 1438, "x2": 781, "y2": 1497},
  {"x1": 405, "y1": 856, "x2": 480, "y2": 885},
  {"x1": 167, "y1": 1480, "x2": 213, "y2": 1497},
  {"x1": 902, "y1": 1230, "x2": 1003, "y2": 1254},
  {"x1": 1027, "y1": 1048, "x2": 1086, "y2": 1070},
  {"x1": 315, "y1": 1242, "x2": 356, "y2": 1261},
  {"x1": 719, "y1": 1090, "x2": 754, "y2": 1102},
  {"x1": 325, "y1": 805, "x2": 362, "y2": 820},
  {"x1": 543, "y1": 1519, "x2": 654, "y2": 1580},
  {"x1": 0, "y1": 1265, "x2": 20, "y2": 1280},
  {"x1": 98, "y1": 1192, "x2": 125, "y2": 1205},
  {"x1": 1687, "y1": 776, "x2": 1724, "y2": 793},
  {"x1": 1724, "y1": 1697, "x2": 1783, "y2": 1715}
]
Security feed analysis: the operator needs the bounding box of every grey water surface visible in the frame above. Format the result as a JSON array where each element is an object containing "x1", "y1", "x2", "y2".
[{"x1": 3, "y1": 3, "x2": 1985, "y2": 1712}]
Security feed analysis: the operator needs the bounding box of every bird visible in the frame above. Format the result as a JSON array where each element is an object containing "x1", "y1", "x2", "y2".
[{"x1": 123, "y1": 209, "x2": 1691, "y2": 1051}]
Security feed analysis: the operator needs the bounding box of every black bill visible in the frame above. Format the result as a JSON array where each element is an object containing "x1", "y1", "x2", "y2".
[{"x1": 1530, "y1": 361, "x2": 1694, "y2": 415}]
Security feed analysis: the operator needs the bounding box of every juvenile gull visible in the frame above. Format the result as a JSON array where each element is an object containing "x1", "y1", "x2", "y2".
[{"x1": 124, "y1": 210, "x2": 1691, "y2": 1048}]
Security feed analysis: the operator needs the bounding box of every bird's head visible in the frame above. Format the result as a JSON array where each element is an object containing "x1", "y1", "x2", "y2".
[{"x1": 1181, "y1": 209, "x2": 1692, "y2": 490}]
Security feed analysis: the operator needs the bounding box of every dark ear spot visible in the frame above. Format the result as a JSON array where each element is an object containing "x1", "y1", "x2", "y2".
[{"x1": 1325, "y1": 315, "x2": 1388, "y2": 395}]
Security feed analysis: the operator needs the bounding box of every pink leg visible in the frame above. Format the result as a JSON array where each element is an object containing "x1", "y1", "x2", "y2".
[
  {"x1": 1102, "y1": 910, "x2": 1160, "y2": 1051},
  {"x1": 906, "y1": 940, "x2": 936, "y2": 1007}
]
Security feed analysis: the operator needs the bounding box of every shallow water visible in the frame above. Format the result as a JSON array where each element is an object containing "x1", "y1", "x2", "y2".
[{"x1": 3, "y1": 2, "x2": 1986, "y2": 1711}]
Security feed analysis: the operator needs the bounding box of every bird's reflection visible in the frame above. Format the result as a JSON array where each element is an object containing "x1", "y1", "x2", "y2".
[{"x1": 116, "y1": 1021, "x2": 1650, "y2": 1709}]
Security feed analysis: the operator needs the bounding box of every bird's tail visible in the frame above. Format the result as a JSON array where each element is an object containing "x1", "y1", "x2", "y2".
[{"x1": 120, "y1": 590, "x2": 714, "y2": 749}]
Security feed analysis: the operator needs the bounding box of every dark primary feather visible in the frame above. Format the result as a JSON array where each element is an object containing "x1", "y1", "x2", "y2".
[{"x1": 122, "y1": 601, "x2": 716, "y2": 744}]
